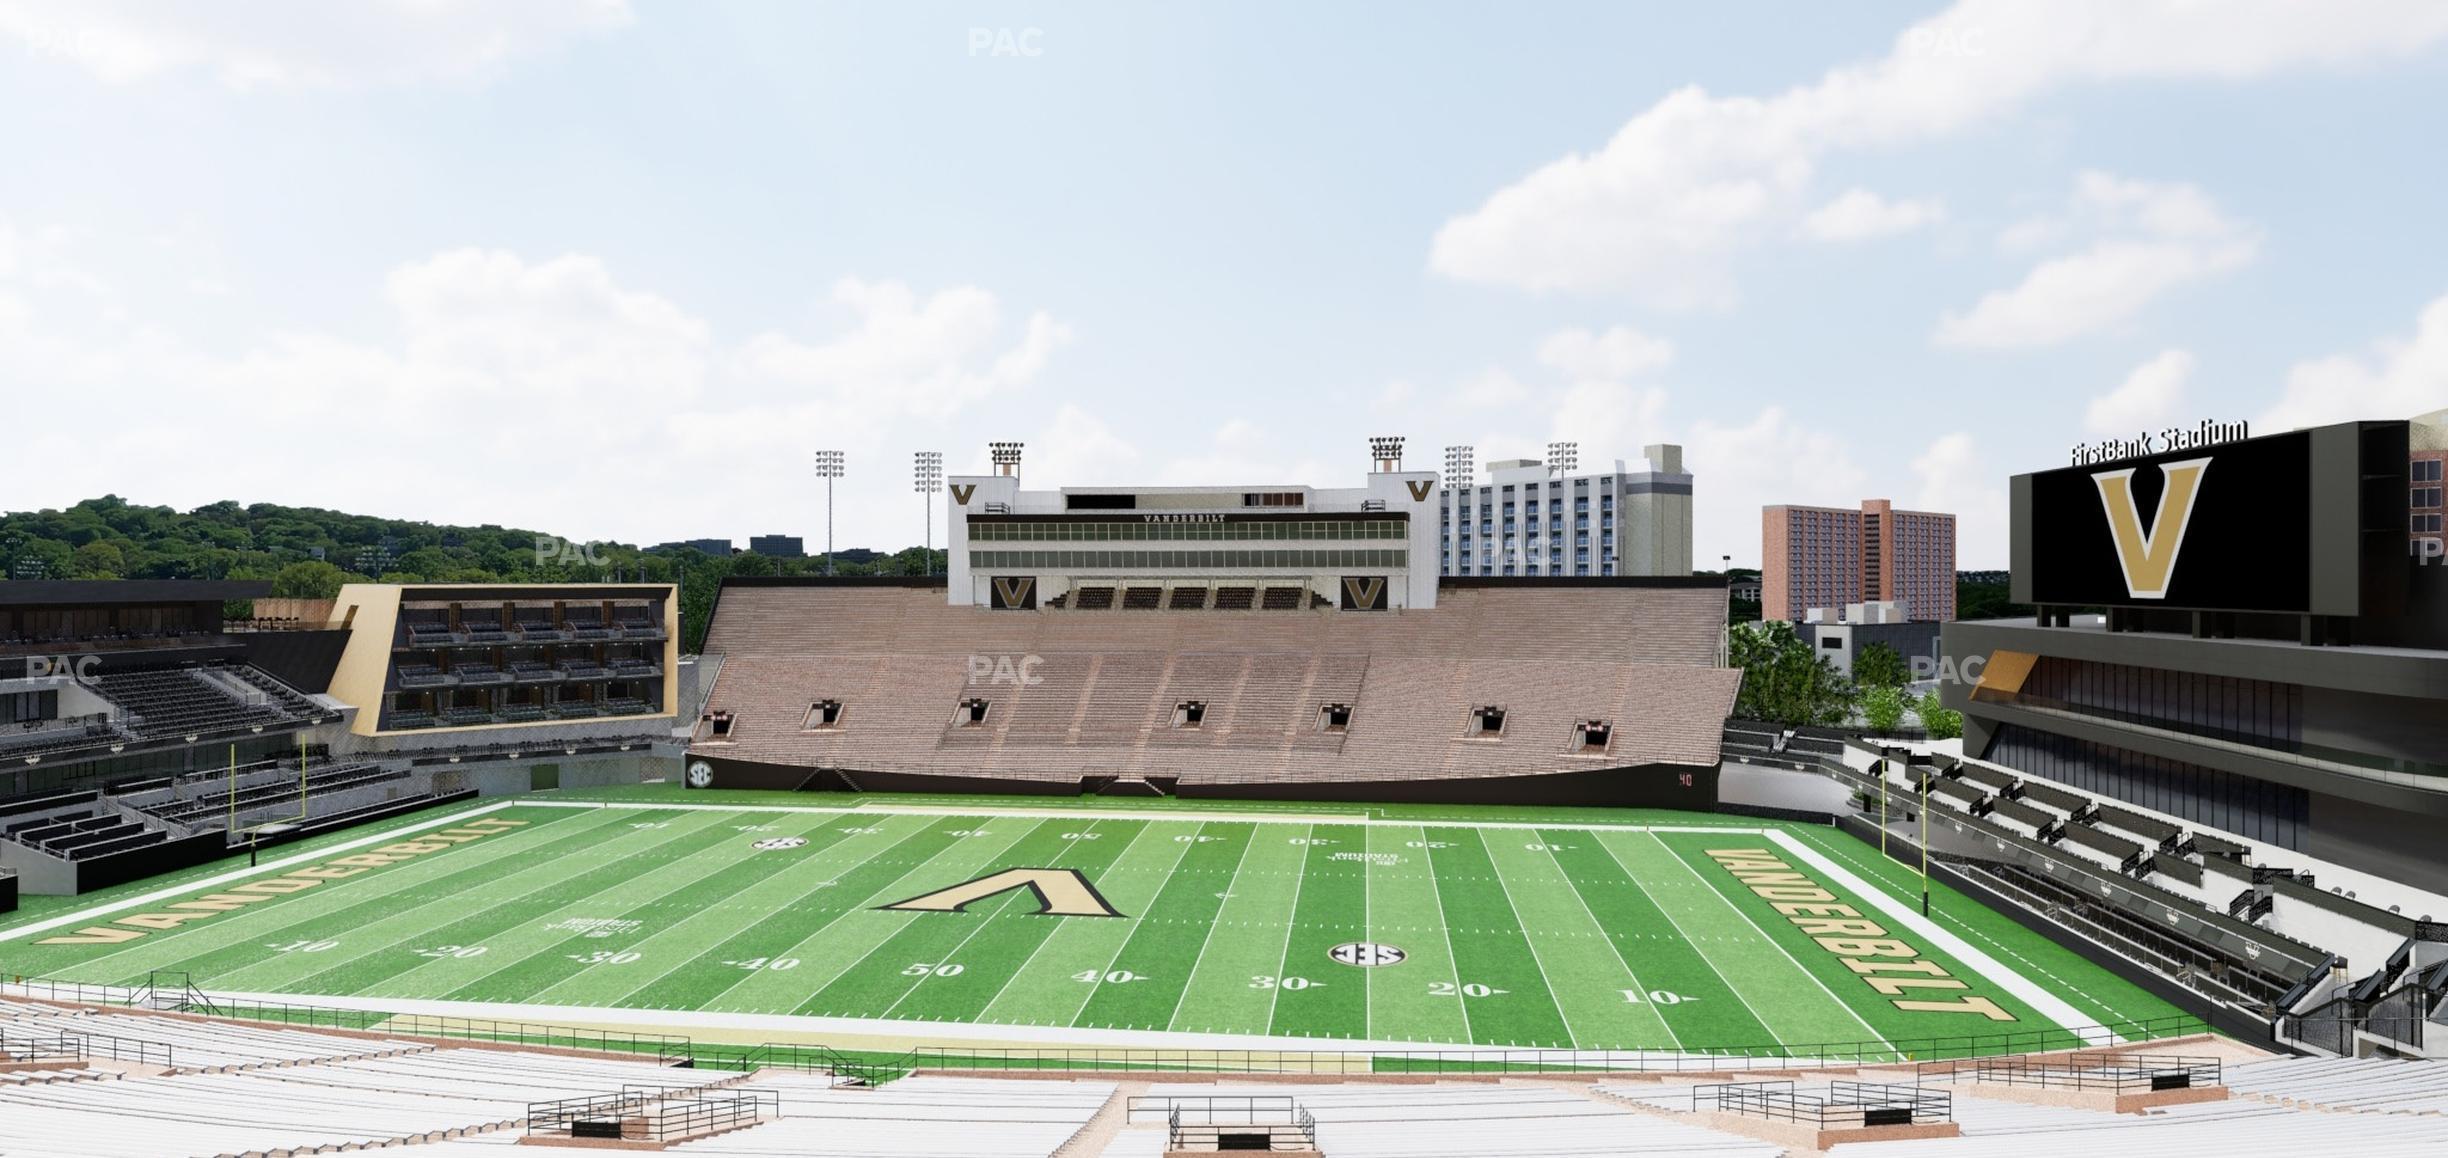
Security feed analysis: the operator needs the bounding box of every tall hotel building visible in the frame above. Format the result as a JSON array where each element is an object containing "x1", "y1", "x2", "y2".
[
  {"x1": 1762, "y1": 500, "x2": 1957, "y2": 622},
  {"x1": 1436, "y1": 444, "x2": 1693, "y2": 578}
]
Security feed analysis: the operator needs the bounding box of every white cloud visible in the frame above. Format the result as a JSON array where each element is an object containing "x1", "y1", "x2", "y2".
[
  {"x1": 2087, "y1": 349, "x2": 2194, "y2": 434},
  {"x1": 1935, "y1": 173, "x2": 2257, "y2": 349},
  {"x1": 1536, "y1": 325, "x2": 1674, "y2": 379},
  {"x1": 733, "y1": 278, "x2": 1073, "y2": 422},
  {"x1": 1800, "y1": 189, "x2": 1944, "y2": 242},
  {"x1": 2259, "y1": 292, "x2": 2448, "y2": 431},
  {"x1": 1373, "y1": 380, "x2": 1418, "y2": 411},
  {"x1": 1912, "y1": 431, "x2": 2006, "y2": 569},
  {"x1": 1451, "y1": 367, "x2": 1534, "y2": 409},
  {"x1": 0, "y1": 0, "x2": 630, "y2": 88},
  {"x1": 1015, "y1": 404, "x2": 1144, "y2": 487},
  {"x1": 1551, "y1": 382, "x2": 1671, "y2": 458},
  {"x1": 1683, "y1": 406, "x2": 1869, "y2": 568},
  {"x1": 0, "y1": 235, "x2": 1072, "y2": 552},
  {"x1": 1428, "y1": 0, "x2": 2448, "y2": 301}
]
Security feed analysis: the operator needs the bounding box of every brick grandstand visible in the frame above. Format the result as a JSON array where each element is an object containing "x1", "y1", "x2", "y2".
[{"x1": 687, "y1": 578, "x2": 1740, "y2": 804}]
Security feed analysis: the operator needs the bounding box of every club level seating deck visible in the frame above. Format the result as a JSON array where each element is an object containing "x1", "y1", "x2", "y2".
[
  {"x1": 694, "y1": 583, "x2": 1736, "y2": 789},
  {"x1": 75, "y1": 664, "x2": 325, "y2": 744}
]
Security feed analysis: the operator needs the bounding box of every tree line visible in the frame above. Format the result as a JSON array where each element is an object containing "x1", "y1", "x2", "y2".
[
  {"x1": 1727, "y1": 620, "x2": 1962, "y2": 739},
  {"x1": 0, "y1": 495, "x2": 943, "y2": 653}
]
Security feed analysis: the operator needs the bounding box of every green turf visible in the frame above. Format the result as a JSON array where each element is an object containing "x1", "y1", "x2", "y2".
[{"x1": 0, "y1": 796, "x2": 2187, "y2": 1054}]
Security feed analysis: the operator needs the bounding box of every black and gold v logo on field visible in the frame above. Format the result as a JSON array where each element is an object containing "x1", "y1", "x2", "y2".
[{"x1": 878, "y1": 867, "x2": 1123, "y2": 918}]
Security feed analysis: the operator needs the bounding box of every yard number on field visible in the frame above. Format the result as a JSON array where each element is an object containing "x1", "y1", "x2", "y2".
[{"x1": 1073, "y1": 969, "x2": 1146, "y2": 983}]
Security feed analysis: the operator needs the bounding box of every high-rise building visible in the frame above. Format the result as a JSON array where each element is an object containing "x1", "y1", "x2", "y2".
[
  {"x1": 1762, "y1": 499, "x2": 1956, "y2": 622},
  {"x1": 2411, "y1": 409, "x2": 2444, "y2": 556},
  {"x1": 1435, "y1": 445, "x2": 1692, "y2": 577}
]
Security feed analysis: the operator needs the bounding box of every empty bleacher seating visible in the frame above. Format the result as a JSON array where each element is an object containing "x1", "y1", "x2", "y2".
[{"x1": 694, "y1": 584, "x2": 1740, "y2": 788}]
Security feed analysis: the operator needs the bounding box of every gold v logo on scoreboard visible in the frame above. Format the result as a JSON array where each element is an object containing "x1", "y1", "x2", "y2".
[
  {"x1": 2091, "y1": 457, "x2": 2212, "y2": 599},
  {"x1": 1405, "y1": 479, "x2": 1434, "y2": 501},
  {"x1": 879, "y1": 867, "x2": 1123, "y2": 918},
  {"x1": 950, "y1": 483, "x2": 976, "y2": 505}
]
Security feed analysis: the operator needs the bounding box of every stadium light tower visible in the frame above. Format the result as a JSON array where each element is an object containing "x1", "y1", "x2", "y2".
[
  {"x1": 1443, "y1": 445, "x2": 1474, "y2": 488},
  {"x1": 990, "y1": 441, "x2": 1025, "y2": 478},
  {"x1": 813, "y1": 449, "x2": 845, "y2": 575},
  {"x1": 1369, "y1": 435, "x2": 1406, "y2": 472},
  {"x1": 914, "y1": 450, "x2": 943, "y2": 576},
  {"x1": 1546, "y1": 441, "x2": 1579, "y2": 477}
]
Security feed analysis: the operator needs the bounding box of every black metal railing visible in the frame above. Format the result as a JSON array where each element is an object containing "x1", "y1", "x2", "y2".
[
  {"x1": 1694, "y1": 1079, "x2": 1951, "y2": 1128},
  {"x1": 0, "y1": 1033, "x2": 86, "y2": 1064},
  {"x1": 1926, "y1": 1053, "x2": 2222, "y2": 1093},
  {"x1": 526, "y1": 1084, "x2": 773, "y2": 1142}
]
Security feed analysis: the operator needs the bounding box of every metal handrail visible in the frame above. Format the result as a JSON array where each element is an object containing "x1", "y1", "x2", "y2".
[{"x1": 1695, "y1": 1079, "x2": 1951, "y2": 1127}]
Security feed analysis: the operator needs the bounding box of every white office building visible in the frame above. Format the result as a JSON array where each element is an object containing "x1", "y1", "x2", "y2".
[
  {"x1": 945, "y1": 438, "x2": 1444, "y2": 611},
  {"x1": 1437, "y1": 444, "x2": 1693, "y2": 577}
]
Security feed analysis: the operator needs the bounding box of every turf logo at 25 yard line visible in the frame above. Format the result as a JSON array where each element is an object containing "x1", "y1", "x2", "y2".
[
  {"x1": 33, "y1": 817, "x2": 531, "y2": 947},
  {"x1": 751, "y1": 836, "x2": 808, "y2": 850}
]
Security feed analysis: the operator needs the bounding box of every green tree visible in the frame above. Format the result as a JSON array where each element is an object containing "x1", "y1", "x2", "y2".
[
  {"x1": 270, "y1": 560, "x2": 353, "y2": 600},
  {"x1": 71, "y1": 541, "x2": 126, "y2": 578},
  {"x1": 1918, "y1": 690, "x2": 1964, "y2": 740},
  {"x1": 1859, "y1": 685, "x2": 1908, "y2": 734},
  {"x1": 1729, "y1": 621, "x2": 1858, "y2": 727},
  {"x1": 1853, "y1": 641, "x2": 1912, "y2": 689}
]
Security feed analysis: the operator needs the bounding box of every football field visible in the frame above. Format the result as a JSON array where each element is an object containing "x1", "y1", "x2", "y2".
[{"x1": 0, "y1": 797, "x2": 2174, "y2": 1054}]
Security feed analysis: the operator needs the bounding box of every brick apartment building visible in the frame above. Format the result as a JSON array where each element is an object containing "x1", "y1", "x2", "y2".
[{"x1": 1762, "y1": 500, "x2": 1957, "y2": 623}]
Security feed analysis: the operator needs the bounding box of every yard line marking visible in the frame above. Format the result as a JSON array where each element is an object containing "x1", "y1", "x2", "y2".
[
  {"x1": 1065, "y1": 821, "x2": 1200, "y2": 1029},
  {"x1": 1636, "y1": 830, "x2": 1885, "y2": 1047},
  {"x1": 596, "y1": 813, "x2": 930, "y2": 1007},
  {"x1": 772, "y1": 819, "x2": 1055, "y2": 1009},
  {"x1": 215, "y1": 808, "x2": 745, "y2": 995},
  {"x1": 1473, "y1": 829, "x2": 1581, "y2": 1049},
  {"x1": 977, "y1": 820, "x2": 1168, "y2": 1026},
  {"x1": 11, "y1": 806, "x2": 632, "y2": 980},
  {"x1": 1259, "y1": 823, "x2": 1313, "y2": 1033},
  {"x1": 1522, "y1": 834, "x2": 1678, "y2": 1051},
  {"x1": 1162, "y1": 823, "x2": 1259, "y2": 1033},
  {"x1": 1413, "y1": 826, "x2": 1477, "y2": 1046},
  {"x1": 689, "y1": 818, "x2": 1040, "y2": 1011},
  {"x1": 1589, "y1": 831, "x2": 1779, "y2": 1044},
  {"x1": 516, "y1": 810, "x2": 862, "y2": 1006},
  {"x1": 1763, "y1": 827, "x2": 2114, "y2": 1045},
  {"x1": 883, "y1": 818, "x2": 1111, "y2": 1022},
  {"x1": 0, "y1": 801, "x2": 518, "y2": 944}
]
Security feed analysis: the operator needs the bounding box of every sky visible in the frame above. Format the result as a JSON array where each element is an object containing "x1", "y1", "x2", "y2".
[{"x1": 3, "y1": 1, "x2": 2446, "y2": 569}]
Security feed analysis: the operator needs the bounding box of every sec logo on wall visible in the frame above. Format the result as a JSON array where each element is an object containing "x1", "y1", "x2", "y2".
[{"x1": 686, "y1": 761, "x2": 714, "y2": 788}]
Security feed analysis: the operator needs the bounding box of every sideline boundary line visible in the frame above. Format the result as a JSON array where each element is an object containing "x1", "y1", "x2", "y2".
[
  {"x1": 0, "y1": 802, "x2": 518, "y2": 944},
  {"x1": 1763, "y1": 828, "x2": 2118, "y2": 1046}
]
